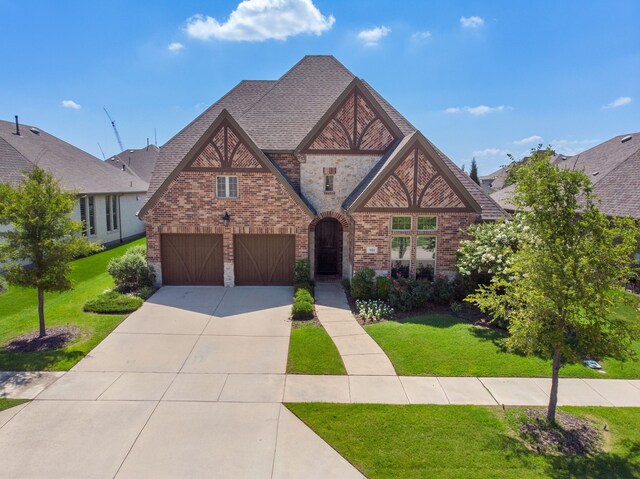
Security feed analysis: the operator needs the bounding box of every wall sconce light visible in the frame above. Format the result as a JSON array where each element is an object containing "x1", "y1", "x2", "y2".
[{"x1": 222, "y1": 211, "x2": 231, "y2": 227}]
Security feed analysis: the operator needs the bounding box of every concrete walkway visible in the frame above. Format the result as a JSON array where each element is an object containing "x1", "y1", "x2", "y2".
[
  {"x1": 315, "y1": 283, "x2": 396, "y2": 375},
  {"x1": 0, "y1": 286, "x2": 364, "y2": 479}
]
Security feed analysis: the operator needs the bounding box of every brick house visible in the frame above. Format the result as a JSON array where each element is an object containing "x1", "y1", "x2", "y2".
[{"x1": 139, "y1": 56, "x2": 505, "y2": 286}]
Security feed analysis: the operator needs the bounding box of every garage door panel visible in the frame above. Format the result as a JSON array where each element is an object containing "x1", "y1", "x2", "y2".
[
  {"x1": 234, "y1": 235, "x2": 294, "y2": 286},
  {"x1": 161, "y1": 234, "x2": 223, "y2": 285}
]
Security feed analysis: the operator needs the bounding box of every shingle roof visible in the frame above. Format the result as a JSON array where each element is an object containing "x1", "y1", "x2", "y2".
[
  {"x1": 0, "y1": 120, "x2": 148, "y2": 194},
  {"x1": 490, "y1": 133, "x2": 640, "y2": 219},
  {"x1": 106, "y1": 144, "x2": 159, "y2": 183},
  {"x1": 0, "y1": 136, "x2": 32, "y2": 185}
]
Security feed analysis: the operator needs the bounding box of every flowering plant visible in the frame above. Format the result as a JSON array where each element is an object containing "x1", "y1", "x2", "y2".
[{"x1": 355, "y1": 299, "x2": 394, "y2": 322}]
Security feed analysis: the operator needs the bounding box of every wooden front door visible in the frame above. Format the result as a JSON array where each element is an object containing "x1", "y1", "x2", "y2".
[
  {"x1": 315, "y1": 219, "x2": 341, "y2": 275},
  {"x1": 161, "y1": 234, "x2": 224, "y2": 285},
  {"x1": 234, "y1": 234, "x2": 295, "y2": 285}
]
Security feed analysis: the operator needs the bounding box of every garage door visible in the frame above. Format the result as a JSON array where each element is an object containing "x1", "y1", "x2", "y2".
[
  {"x1": 161, "y1": 234, "x2": 223, "y2": 285},
  {"x1": 234, "y1": 235, "x2": 295, "y2": 285}
]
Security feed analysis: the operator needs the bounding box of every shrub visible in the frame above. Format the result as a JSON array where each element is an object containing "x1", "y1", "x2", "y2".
[
  {"x1": 294, "y1": 281, "x2": 314, "y2": 296},
  {"x1": 387, "y1": 277, "x2": 429, "y2": 312},
  {"x1": 351, "y1": 268, "x2": 376, "y2": 300},
  {"x1": 390, "y1": 261, "x2": 410, "y2": 279},
  {"x1": 356, "y1": 299, "x2": 394, "y2": 322},
  {"x1": 432, "y1": 274, "x2": 454, "y2": 305},
  {"x1": 451, "y1": 272, "x2": 490, "y2": 301},
  {"x1": 135, "y1": 286, "x2": 156, "y2": 300},
  {"x1": 340, "y1": 278, "x2": 351, "y2": 292},
  {"x1": 416, "y1": 264, "x2": 434, "y2": 281},
  {"x1": 83, "y1": 290, "x2": 143, "y2": 314},
  {"x1": 295, "y1": 288, "x2": 314, "y2": 304},
  {"x1": 293, "y1": 259, "x2": 311, "y2": 284},
  {"x1": 0, "y1": 275, "x2": 7, "y2": 295},
  {"x1": 376, "y1": 276, "x2": 390, "y2": 301},
  {"x1": 107, "y1": 247, "x2": 155, "y2": 293},
  {"x1": 292, "y1": 300, "x2": 314, "y2": 320}
]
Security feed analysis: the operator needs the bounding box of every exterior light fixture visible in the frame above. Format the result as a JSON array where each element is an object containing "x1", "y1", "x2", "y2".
[{"x1": 222, "y1": 211, "x2": 231, "y2": 227}]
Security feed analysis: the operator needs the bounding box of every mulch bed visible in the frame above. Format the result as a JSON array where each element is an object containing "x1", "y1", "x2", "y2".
[
  {"x1": 517, "y1": 409, "x2": 603, "y2": 456},
  {"x1": 3, "y1": 326, "x2": 81, "y2": 353}
]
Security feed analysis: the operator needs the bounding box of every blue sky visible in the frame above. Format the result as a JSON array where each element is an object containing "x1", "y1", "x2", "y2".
[{"x1": 1, "y1": 0, "x2": 638, "y2": 175}]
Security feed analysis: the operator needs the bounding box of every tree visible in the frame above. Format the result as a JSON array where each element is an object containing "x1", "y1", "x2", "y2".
[
  {"x1": 466, "y1": 148, "x2": 639, "y2": 422},
  {"x1": 0, "y1": 167, "x2": 100, "y2": 337},
  {"x1": 469, "y1": 157, "x2": 480, "y2": 185}
]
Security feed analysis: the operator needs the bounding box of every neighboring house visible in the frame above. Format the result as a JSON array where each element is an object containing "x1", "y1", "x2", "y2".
[
  {"x1": 480, "y1": 149, "x2": 557, "y2": 192},
  {"x1": 491, "y1": 134, "x2": 640, "y2": 219},
  {"x1": 140, "y1": 56, "x2": 505, "y2": 287},
  {"x1": 0, "y1": 119, "x2": 148, "y2": 246},
  {"x1": 106, "y1": 144, "x2": 159, "y2": 183}
]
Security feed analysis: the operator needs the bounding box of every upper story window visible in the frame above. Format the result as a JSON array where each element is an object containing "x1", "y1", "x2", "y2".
[
  {"x1": 217, "y1": 176, "x2": 238, "y2": 198},
  {"x1": 324, "y1": 175, "x2": 334, "y2": 193},
  {"x1": 417, "y1": 216, "x2": 437, "y2": 231},
  {"x1": 79, "y1": 196, "x2": 96, "y2": 236},
  {"x1": 391, "y1": 216, "x2": 411, "y2": 231},
  {"x1": 106, "y1": 195, "x2": 119, "y2": 232}
]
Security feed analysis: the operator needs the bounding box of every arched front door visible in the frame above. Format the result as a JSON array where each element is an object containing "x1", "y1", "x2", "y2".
[{"x1": 315, "y1": 218, "x2": 342, "y2": 276}]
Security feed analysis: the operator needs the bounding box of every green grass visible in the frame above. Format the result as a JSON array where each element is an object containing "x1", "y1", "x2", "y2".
[
  {"x1": 287, "y1": 403, "x2": 640, "y2": 479},
  {"x1": 365, "y1": 292, "x2": 640, "y2": 378},
  {"x1": 0, "y1": 238, "x2": 145, "y2": 371},
  {"x1": 0, "y1": 398, "x2": 27, "y2": 412},
  {"x1": 83, "y1": 290, "x2": 143, "y2": 314},
  {"x1": 287, "y1": 321, "x2": 346, "y2": 375}
]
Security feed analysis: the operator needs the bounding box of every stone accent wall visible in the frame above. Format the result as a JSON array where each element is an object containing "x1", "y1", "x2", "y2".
[
  {"x1": 143, "y1": 170, "x2": 310, "y2": 285},
  {"x1": 301, "y1": 154, "x2": 381, "y2": 212},
  {"x1": 268, "y1": 153, "x2": 300, "y2": 191},
  {"x1": 350, "y1": 212, "x2": 479, "y2": 277}
]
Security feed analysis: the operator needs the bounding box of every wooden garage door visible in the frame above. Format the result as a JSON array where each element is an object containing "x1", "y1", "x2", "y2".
[
  {"x1": 234, "y1": 235, "x2": 295, "y2": 286},
  {"x1": 161, "y1": 234, "x2": 223, "y2": 285}
]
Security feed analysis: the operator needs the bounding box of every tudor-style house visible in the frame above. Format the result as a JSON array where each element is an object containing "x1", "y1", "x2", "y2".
[{"x1": 140, "y1": 56, "x2": 505, "y2": 286}]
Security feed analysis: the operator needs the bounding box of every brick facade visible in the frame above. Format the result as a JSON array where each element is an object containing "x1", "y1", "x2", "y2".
[{"x1": 268, "y1": 153, "x2": 301, "y2": 191}]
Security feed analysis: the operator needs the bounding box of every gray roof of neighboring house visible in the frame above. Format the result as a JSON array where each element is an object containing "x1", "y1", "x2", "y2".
[
  {"x1": 106, "y1": 144, "x2": 159, "y2": 183},
  {"x1": 0, "y1": 120, "x2": 148, "y2": 194},
  {"x1": 491, "y1": 134, "x2": 640, "y2": 219},
  {"x1": 0, "y1": 136, "x2": 32, "y2": 185}
]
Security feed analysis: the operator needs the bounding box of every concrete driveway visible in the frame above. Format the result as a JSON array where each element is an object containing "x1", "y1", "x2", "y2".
[{"x1": 0, "y1": 286, "x2": 364, "y2": 479}]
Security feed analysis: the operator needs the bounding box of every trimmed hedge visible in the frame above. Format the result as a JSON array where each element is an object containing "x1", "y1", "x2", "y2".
[
  {"x1": 351, "y1": 268, "x2": 376, "y2": 300},
  {"x1": 107, "y1": 245, "x2": 155, "y2": 294},
  {"x1": 83, "y1": 290, "x2": 143, "y2": 314},
  {"x1": 292, "y1": 286, "x2": 315, "y2": 320}
]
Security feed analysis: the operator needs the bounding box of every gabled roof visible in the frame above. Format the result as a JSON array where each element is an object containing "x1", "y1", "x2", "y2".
[
  {"x1": 344, "y1": 132, "x2": 506, "y2": 220},
  {"x1": 491, "y1": 133, "x2": 640, "y2": 219},
  {"x1": 106, "y1": 144, "x2": 159, "y2": 183},
  {"x1": 0, "y1": 120, "x2": 148, "y2": 194},
  {"x1": 139, "y1": 109, "x2": 315, "y2": 218}
]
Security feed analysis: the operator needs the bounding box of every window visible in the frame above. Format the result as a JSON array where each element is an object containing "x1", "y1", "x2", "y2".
[
  {"x1": 416, "y1": 236, "x2": 436, "y2": 280},
  {"x1": 391, "y1": 216, "x2": 411, "y2": 231},
  {"x1": 80, "y1": 196, "x2": 95, "y2": 236},
  {"x1": 217, "y1": 176, "x2": 238, "y2": 198},
  {"x1": 417, "y1": 216, "x2": 437, "y2": 231},
  {"x1": 106, "y1": 195, "x2": 118, "y2": 231},
  {"x1": 390, "y1": 236, "x2": 411, "y2": 278},
  {"x1": 324, "y1": 175, "x2": 334, "y2": 193}
]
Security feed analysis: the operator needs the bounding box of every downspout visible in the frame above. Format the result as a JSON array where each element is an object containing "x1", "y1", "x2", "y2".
[{"x1": 118, "y1": 195, "x2": 123, "y2": 243}]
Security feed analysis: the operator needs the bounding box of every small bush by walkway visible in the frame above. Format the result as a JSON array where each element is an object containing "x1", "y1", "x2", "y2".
[
  {"x1": 83, "y1": 290, "x2": 144, "y2": 314},
  {"x1": 288, "y1": 404, "x2": 640, "y2": 479},
  {"x1": 0, "y1": 238, "x2": 145, "y2": 371},
  {"x1": 287, "y1": 320, "x2": 346, "y2": 375}
]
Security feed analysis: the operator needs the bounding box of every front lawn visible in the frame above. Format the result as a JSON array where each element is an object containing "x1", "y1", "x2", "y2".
[
  {"x1": 366, "y1": 292, "x2": 640, "y2": 378},
  {"x1": 287, "y1": 320, "x2": 346, "y2": 375},
  {"x1": 0, "y1": 238, "x2": 145, "y2": 371},
  {"x1": 287, "y1": 403, "x2": 640, "y2": 479}
]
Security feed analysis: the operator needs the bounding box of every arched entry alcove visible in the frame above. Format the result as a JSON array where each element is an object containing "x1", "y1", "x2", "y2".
[{"x1": 314, "y1": 218, "x2": 343, "y2": 277}]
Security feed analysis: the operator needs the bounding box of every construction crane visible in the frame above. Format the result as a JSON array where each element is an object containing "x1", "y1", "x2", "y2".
[{"x1": 103, "y1": 108, "x2": 124, "y2": 151}]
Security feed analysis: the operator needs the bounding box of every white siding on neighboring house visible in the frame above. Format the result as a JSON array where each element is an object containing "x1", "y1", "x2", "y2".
[{"x1": 72, "y1": 193, "x2": 145, "y2": 246}]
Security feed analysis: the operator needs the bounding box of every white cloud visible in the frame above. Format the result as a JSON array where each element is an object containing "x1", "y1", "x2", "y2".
[
  {"x1": 444, "y1": 105, "x2": 509, "y2": 115},
  {"x1": 514, "y1": 135, "x2": 543, "y2": 145},
  {"x1": 184, "y1": 0, "x2": 335, "y2": 42},
  {"x1": 472, "y1": 147, "x2": 511, "y2": 159},
  {"x1": 61, "y1": 100, "x2": 81, "y2": 110},
  {"x1": 603, "y1": 96, "x2": 632, "y2": 109},
  {"x1": 168, "y1": 42, "x2": 184, "y2": 52},
  {"x1": 357, "y1": 25, "x2": 391, "y2": 47},
  {"x1": 411, "y1": 30, "x2": 432, "y2": 42},
  {"x1": 550, "y1": 138, "x2": 600, "y2": 156},
  {"x1": 460, "y1": 16, "x2": 484, "y2": 28}
]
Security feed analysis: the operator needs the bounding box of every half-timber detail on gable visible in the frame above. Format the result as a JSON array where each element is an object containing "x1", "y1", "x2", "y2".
[
  {"x1": 185, "y1": 119, "x2": 265, "y2": 172},
  {"x1": 298, "y1": 80, "x2": 401, "y2": 155},
  {"x1": 353, "y1": 135, "x2": 481, "y2": 213}
]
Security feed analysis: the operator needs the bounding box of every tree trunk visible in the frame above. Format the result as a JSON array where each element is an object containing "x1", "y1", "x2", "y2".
[
  {"x1": 547, "y1": 348, "x2": 562, "y2": 423},
  {"x1": 38, "y1": 288, "x2": 46, "y2": 338}
]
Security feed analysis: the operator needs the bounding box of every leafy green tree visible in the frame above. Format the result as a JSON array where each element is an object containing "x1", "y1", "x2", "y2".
[
  {"x1": 0, "y1": 167, "x2": 100, "y2": 337},
  {"x1": 469, "y1": 157, "x2": 480, "y2": 185},
  {"x1": 467, "y1": 149, "x2": 639, "y2": 422}
]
